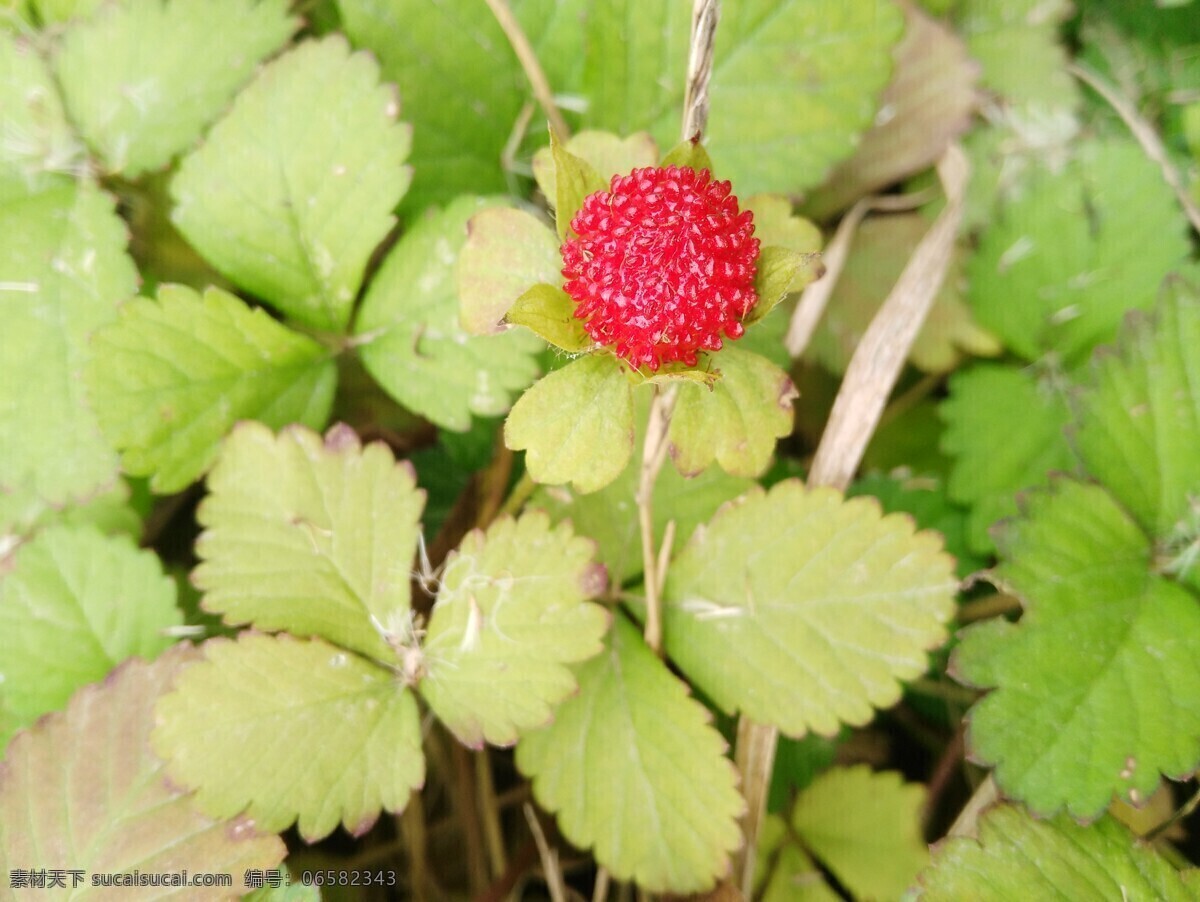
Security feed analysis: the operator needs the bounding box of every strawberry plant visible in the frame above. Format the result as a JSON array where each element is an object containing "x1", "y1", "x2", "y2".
[{"x1": 1, "y1": 0, "x2": 1200, "y2": 899}]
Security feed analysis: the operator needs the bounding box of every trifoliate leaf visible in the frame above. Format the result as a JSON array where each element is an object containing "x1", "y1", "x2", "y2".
[
  {"x1": 457, "y1": 206, "x2": 560, "y2": 335},
  {"x1": 505, "y1": 354, "x2": 634, "y2": 494},
  {"x1": 153, "y1": 633, "x2": 424, "y2": 842},
  {"x1": 87, "y1": 284, "x2": 336, "y2": 494},
  {"x1": 1074, "y1": 282, "x2": 1200, "y2": 540},
  {"x1": 915, "y1": 805, "x2": 1199, "y2": 900},
  {"x1": 953, "y1": 480, "x2": 1200, "y2": 818},
  {"x1": 532, "y1": 448, "x2": 753, "y2": 587},
  {"x1": 356, "y1": 196, "x2": 541, "y2": 431},
  {"x1": 338, "y1": 0, "x2": 581, "y2": 213},
  {"x1": 418, "y1": 512, "x2": 608, "y2": 748},
  {"x1": 532, "y1": 130, "x2": 658, "y2": 204},
  {"x1": 661, "y1": 480, "x2": 957, "y2": 737},
  {"x1": 0, "y1": 648, "x2": 286, "y2": 893},
  {"x1": 171, "y1": 36, "x2": 411, "y2": 331},
  {"x1": 955, "y1": 0, "x2": 1080, "y2": 114},
  {"x1": 193, "y1": 422, "x2": 424, "y2": 664},
  {"x1": 582, "y1": 0, "x2": 905, "y2": 196},
  {"x1": 0, "y1": 32, "x2": 81, "y2": 191},
  {"x1": 53, "y1": 0, "x2": 296, "y2": 177},
  {"x1": 505, "y1": 283, "x2": 592, "y2": 352},
  {"x1": 551, "y1": 133, "x2": 606, "y2": 240},
  {"x1": 809, "y1": 214, "x2": 999, "y2": 375},
  {"x1": 967, "y1": 139, "x2": 1190, "y2": 366},
  {"x1": 804, "y1": 4, "x2": 978, "y2": 218},
  {"x1": 0, "y1": 525, "x2": 179, "y2": 748},
  {"x1": 667, "y1": 346, "x2": 797, "y2": 478},
  {"x1": 0, "y1": 181, "x2": 135, "y2": 505},
  {"x1": 940, "y1": 364, "x2": 1076, "y2": 555},
  {"x1": 762, "y1": 767, "x2": 928, "y2": 901},
  {"x1": 516, "y1": 614, "x2": 743, "y2": 894}
]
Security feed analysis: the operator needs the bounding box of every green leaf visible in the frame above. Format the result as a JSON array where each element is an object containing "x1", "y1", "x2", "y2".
[
  {"x1": 0, "y1": 648, "x2": 286, "y2": 889},
  {"x1": 803, "y1": 4, "x2": 979, "y2": 218},
  {"x1": 0, "y1": 181, "x2": 136, "y2": 505},
  {"x1": 808, "y1": 214, "x2": 999, "y2": 375},
  {"x1": 457, "y1": 206, "x2": 561, "y2": 335},
  {"x1": 516, "y1": 614, "x2": 743, "y2": 894},
  {"x1": 953, "y1": 479, "x2": 1200, "y2": 817},
  {"x1": 29, "y1": 0, "x2": 103, "y2": 25},
  {"x1": 338, "y1": 0, "x2": 584, "y2": 213},
  {"x1": 1074, "y1": 282, "x2": 1200, "y2": 540},
  {"x1": 505, "y1": 283, "x2": 592, "y2": 352},
  {"x1": 761, "y1": 766, "x2": 929, "y2": 901},
  {"x1": 756, "y1": 816, "x2": 840, "y2": 901},
  {"x1": 505, "y1": 354, "x2": 634, "y2": 493},
  {"x1": 418, "y1": 512, "x2": 608, "y2": 748},
  {"x1": 916, "y1": 805, "x2": 1199, "y2": 900},
  {"x1": 0, "y1": 31, "x2": 81, "y2": 192},
  {"x1": 87, "y1": 284, "x2": 337, "y2": 494},
  {"x1": 667, "y1": 346, "x2": 797, "y2": 477},
  {"x1": 171, "y1": 36, "x2": 412, "y2": 331},
  {"x1": 0, "y1": 478, "x2": 140, "y2": 543},
  {"x1": 54, "y1": 0, "x2": 296, "y2": 176},
  {"x1": 662, "y1": 480, "x2": 957, "y2": 736},
  {"x1": 244, "y1": 876, "x2": 322, "y2": 902},
  {"x1": 532, "y1": 130, "x2": 659, "y2": 203},
  {"x1": 193, "y1": 422, "x2": 424, "y2": 664},
  {"x1": 532, "y1": 444, "x2": 753, "y2": 587},
  {"x1": 850, "y1": 471, "x2": 986, "y2": 579},
  {"x1": 551, "y1": 133, "x2": 607, "y2": 240},
  {"x1": 0, "y1": 525, "x2": 179, "y2": 748},
  {"x1": 967, "y1": 139, "x2": 1190, "y2": 365},
  {"x1": 955, "y1": 0, "x2": 1080, "y2": 114},
  {"x1": 940, "y1": 364, "x2": 1076, "y2": 555},
  {"x1": 356, "y1": 196, "x2": 542, "y2": 431},
  {"x1": 582, "y1": 0, "x2": 905, "y2": 196},
  {"x1": 153, "y1": 632, "x2": 424, "y2": 842}
]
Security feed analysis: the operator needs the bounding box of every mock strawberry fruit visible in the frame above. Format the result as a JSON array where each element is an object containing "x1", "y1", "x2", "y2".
[{"x1": 560, "y1": 165, "x2": 759, "y2": 371}]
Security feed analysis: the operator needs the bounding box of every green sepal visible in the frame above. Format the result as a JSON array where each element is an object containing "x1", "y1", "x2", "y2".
[
  {"x1": 627, "y1": 360, "x2": 721, "y2": 389},
  {"x1": 505, "y1": 283, "x2": 593, "y2": 353},
  {"x1": 747, "y1": 246, "x2": 823, "y2": 325},
  {"x1": 551, "y1": 130, "x2": 606, "y2": 240},
  {"x1": 661, "y1": 136, "x2": 714, "y2": 172},
  {"x1": 533, "y1": 130, "x2": 658, "y2": 206}
]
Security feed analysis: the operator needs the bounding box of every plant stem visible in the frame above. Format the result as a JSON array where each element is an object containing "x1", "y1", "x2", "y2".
[
  {"x1": 636, "y1": 384, "x2": 677, "y2": 652},
  {"x1": 1145, "y1": 783, "x2": 1200, "y2": 842},
  {"x1": 735, "y1": 145, "x2": 970, "y2": 896},
  {"x1": 483, "y1": 0, "x2": 570, "y2": 142},
  {"x1": 476, "y1": 749, "x2": 508, "y2": 878},
  {"x1": 524, "y1": 803, "x2": 568, "y2": 902}
]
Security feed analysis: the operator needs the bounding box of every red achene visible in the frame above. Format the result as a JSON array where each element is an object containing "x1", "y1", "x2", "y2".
[{"x1": 560, "y1": 165, "x2": 760, "y2": 370}]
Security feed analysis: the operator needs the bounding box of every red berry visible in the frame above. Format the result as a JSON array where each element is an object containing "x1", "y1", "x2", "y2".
[{"x1": 560, "y1": 165, "x2": 759, "y2": 371}]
